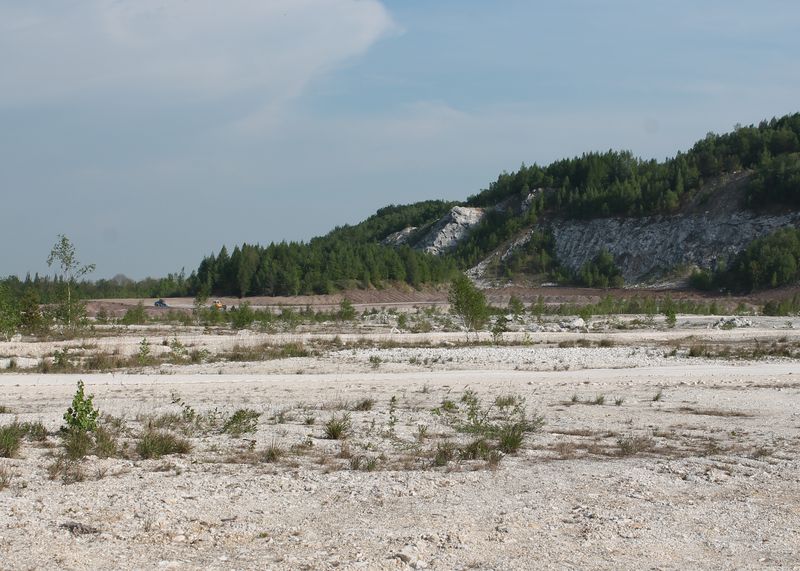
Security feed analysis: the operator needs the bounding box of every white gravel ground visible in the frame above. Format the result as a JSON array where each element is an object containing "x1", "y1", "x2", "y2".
[{"x1": 1, "y1": 322, "x2": 799, "y2": 570}]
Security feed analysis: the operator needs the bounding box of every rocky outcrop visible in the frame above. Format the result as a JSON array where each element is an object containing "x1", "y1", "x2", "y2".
[
  {"x1": 382, "y1": 226, "x2": 417, "y2": 247},
  {"x1": 550, "y1": 211, "x2": 800, "y2": 283},
  {"x1": 415, "y1": 206, "x2": 485, "y2": 255}
]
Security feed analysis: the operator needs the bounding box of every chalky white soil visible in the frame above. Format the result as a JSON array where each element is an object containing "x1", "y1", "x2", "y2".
[{"x1": 1, "y1": 324, "x2": 799, "y2": 570}]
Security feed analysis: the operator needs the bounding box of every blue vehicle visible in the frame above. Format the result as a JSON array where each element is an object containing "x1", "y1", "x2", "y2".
[{"x1": 154, "y1": 299, "x2": 168, "y2": 308}]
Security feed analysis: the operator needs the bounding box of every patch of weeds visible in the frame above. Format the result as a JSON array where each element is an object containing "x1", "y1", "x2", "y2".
[
  {"x1": 351, "y1": 398, "x2": 375, "y2": 412},
  {"x1": 497, "y1": 421, "x2": 529, "y2": 454},
  {"x1": 0, "y1": 423, "x2": 22, "y2": 458},
  {"x1": 47, "y1": 455, "x2": 86, "y2": 484},
  {"x1": 0, "y1": 465, "x2": 12, "y2": 490},
  {"x1": 494, "y1": 395, "x2": 521, "y2": 409},
  {"x1": 304, "y1": 415, "x2": 316, "y2": 426},
  {"x1": 591, "y1": 394, "x2": 606, "y2": 406},
  {"x1": 20, "y1": 421, "x2": 48, "y2": 442},
  {"x1": 416, "y1": 424, "x2": 429, "y2": 442},
  {"x1": 460, "y1": 438, "x2": 492, "y2": 461},
  {"x1": 222, "y1": 409, "x2": 261, "y2": 436},
  {"x1": 387, "y1": 396, "x2": 399, "y2": 432},
  {"x1": 750, "y1": 446, "x2": 774, "y2": 459},
  {"x1": 369, "y1": 355, "x2": 382, "y2": 369},
  {"x1": 617, "y1": 435, "x2": 654, "y2": 456},
  {"x1": 323, "y1": 413, "x2": 352, "y2": 440},
  {"x1": 169, "y1": 337, "x2": 188, "y2": 363},
  {"x1": 652, "y1": 389, "x2": 664, "y2": 402},
  {"x1": 569, "y1": 393, "x2": 579, "y2": 404},
  {"x1": 61, "y1": 429, "x2": 93, "y2": 460},
  {"x1": 688, "y1": 345, "x2": 707, "y2": 358},
  {"x1": 93, "y1": 426, "x2": 118, "y2": 458},
  {"x1": 0, "y1": 406, "x2": 12, "y2": 414},
  {"x1": 433, "y1": 441, "x2": 457, "y2": 467},
  {"x1": 553, "y1": 441, "x2": 577, "y2": 459},
  {"x1": 137, "y1": 430, "x2": 192, "y2": 459},
  {"x1": 260, "y1": 441, "x2": 284, "y2": 463},
  {"x1": 440, "y1": 399, "x2": 458, "y2": 413}
]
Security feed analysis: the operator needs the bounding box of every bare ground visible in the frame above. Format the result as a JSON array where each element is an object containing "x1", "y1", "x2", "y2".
[{"x1": 1, "y1": 315, "x2": 799, "y2": 570}]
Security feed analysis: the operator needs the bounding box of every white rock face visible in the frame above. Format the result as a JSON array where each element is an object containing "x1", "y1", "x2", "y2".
[
  {"x1": 382, "y1": 226, "x2": 417, "y2": 247},
  {"x1": 551, "y1": 211, "x2": 800, "y2": 283},
  {"x1": 416, "y1": 206, "x2": 485, "y2": 255}
]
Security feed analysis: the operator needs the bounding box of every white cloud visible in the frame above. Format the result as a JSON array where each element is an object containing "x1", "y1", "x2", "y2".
[{"x1": 0, "y1": 0, "x2": 395, "y2": 105}]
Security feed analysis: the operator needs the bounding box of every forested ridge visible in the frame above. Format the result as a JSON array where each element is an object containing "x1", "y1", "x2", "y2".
[{"x1": 3, "y1": 113, "x2": 800, "y2": 301}]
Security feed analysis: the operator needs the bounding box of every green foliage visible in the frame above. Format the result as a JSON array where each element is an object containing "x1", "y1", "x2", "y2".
[
  {"x1": 576, "y1": 249, "x2": 624, "y2": 288},
  {"x1": 0, "y1": 423, "x2": 23, "y2": 458},
  {"x1": 0, "y1": 284, "x2": 20, "y2": 340},
  {"x1": 138, "y1": 338, "x2": 152, "y2": 366},
  {"x1": 229, "y1": 302, "x2": 255, "y2": 329},
  {"x1": 323, "y1": 413, "x2": 352, "y2": 440},
  {"x1": 747, "y1": 153, "x2": 800, "y2": 209},
  {"x1": 507, "y1": 295, "x2": 525, "y2": 316},
  {"x1": 448, "y1": 274, "x2": 489, "y2": 332},
  {"x1": 222, "y1": 409, "x2": 261, "y2": 436},
  {"x1": 704, "y1": 227, "x2": 800, "y2": 292},
  {"x1": 337, "y1": 298, "x2": 357, "y2": 321},
  {"x1": 491, "y1": 315, "x2": 509, "y2": 343},
  {"x1": 137, "y1": 430, "x2": 192, "y2": 459},
  {"x1": 63, "y1": 380, "x2": 100, "y2": 433},
  {"x1": 121, "y1": 302, "x2": 148, "y2": 325},
  {"x1": 47, "y1": 235, "x2": 95, "y2": 328}
]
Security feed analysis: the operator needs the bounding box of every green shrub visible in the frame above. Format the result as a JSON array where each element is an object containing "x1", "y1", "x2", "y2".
[
  {"x1": 62, "y1": 429, "x2": 93, "y2": 460},
  {"x1": 323, "y1": 413, "x2": 351, "y2": 440},
  {"x1": 63, "y1": 380, "x2": 99, "y2": 433},
  {"x1": 120, "y1": 302, "x2": 148, "y2": 325},
  {"x1": 137, "y1": 430, "x2": 192, "y2": 459},
  {"x1": 222, "y1": 409, "x2": 261, "y2": 436},
  {"x1": 0, "y1": 423, "x2": 22, "y2": 458}
]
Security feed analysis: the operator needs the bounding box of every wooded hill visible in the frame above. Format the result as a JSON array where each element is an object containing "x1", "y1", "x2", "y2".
[{"x1": 4, "y1": 113, "x2": 800, "y2": 301}]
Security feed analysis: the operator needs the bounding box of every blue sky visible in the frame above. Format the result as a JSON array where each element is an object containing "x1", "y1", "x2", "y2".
[{"x1": 2, "y1": 0, "x2": 799, "y2": 279}]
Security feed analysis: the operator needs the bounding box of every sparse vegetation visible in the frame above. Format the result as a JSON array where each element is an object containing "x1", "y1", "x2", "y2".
[
  {"x1": 137, "y1": 430, "x2": 192, "y2": 459},
  {"x1": 323, "y1": 414, "x2": 352, "y2": 440}
]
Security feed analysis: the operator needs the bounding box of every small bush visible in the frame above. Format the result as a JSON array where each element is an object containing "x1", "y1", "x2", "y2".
[
  {"x1": 497, "y1": 422, "x2": 526, "y2": 454},
  {"x1": 260, "y1": 442, "x2": 283, "y2": 463},
  {"x1": 222, "y1": 409, "x2": 261, "y2": 436},
  {"x1": 351, "y1": 398, "x2": 375, "y2": 412},
  {"x1": 20, "y1": 421, "x2": 48, "y2": 441},
  {"x1": 323, "y1": 413, "x2": 352, "y2": 440},
  {"x1": 460, "y1": 438, "x2": 491, "y2": 461},
  {"x1": 0, "y1": 423, "x2": 22, "y2": 458},
  {"x1": 93, "y1": 426, "x2": 118, "y2": 458},
  {"x1": 433, "y1": 441, "x2": 457, "y2": 467},
  {"x1": 0, "y1": 465, "x2": 12, "y2": 490},
  {"x1": 63, "y1": 380, "x2": 99, "y2": 433},
  {"x1": 617, "y1": 435, "x2": 654, "y2": 456},
  {"x1": 137, "y1": 430, "x2": 192, "y2": 459},
  {"x1": 62, "y1": 429, "x2": 93, "y2": 460}
]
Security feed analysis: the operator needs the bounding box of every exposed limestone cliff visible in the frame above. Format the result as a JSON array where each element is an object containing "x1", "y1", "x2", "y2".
[
  {"x1": 413, "y1": 206, "x2": 485, "y2": 255},
  {"x1": 550, "y1": 211, "x2": 800, "y2": 283}
]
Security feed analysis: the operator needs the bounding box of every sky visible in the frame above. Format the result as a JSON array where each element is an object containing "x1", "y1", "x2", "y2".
[{"x1": 2, "y1": 0, "x2": 800, "y2": 280}]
